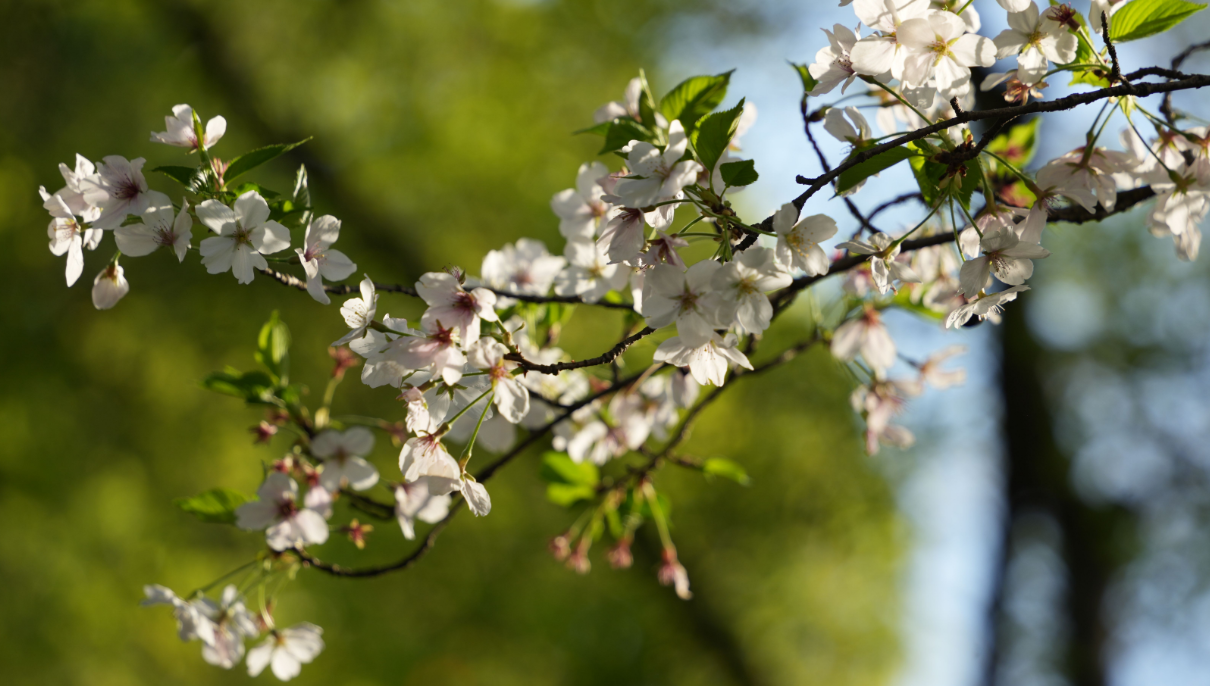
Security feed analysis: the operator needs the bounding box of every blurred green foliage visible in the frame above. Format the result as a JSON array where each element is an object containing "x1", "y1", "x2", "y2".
[{"x1": 0, "y1": 0, "x2": 904, "y2": 684}]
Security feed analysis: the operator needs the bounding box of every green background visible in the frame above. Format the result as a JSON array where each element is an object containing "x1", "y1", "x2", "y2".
[{"x1": 0, "y1": 1, "x2": 903, "y2": 684}]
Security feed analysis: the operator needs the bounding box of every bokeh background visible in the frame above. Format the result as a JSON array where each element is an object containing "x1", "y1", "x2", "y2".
[{"x1": 2, "y1": 1, "x2": 1210, "y2": 685}]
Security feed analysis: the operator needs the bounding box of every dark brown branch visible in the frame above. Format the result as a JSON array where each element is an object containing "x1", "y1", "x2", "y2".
[
  {"x1": 1162, "y1": 42, "x2": 1210, "y2": 121},
  {"x1": 505, "y1": 327, "x2": 656, "y2": 375},
  {"x1": 791, "y1": 73, "x2": 1210, "y2": 210}
]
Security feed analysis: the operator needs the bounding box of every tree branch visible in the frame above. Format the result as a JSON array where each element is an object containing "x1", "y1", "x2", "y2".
[{"x1": 506, "y1": 327, "x2": 656, "y2": 375}]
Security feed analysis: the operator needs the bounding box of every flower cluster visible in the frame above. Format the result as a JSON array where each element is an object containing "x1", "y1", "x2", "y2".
[{"x1": 37, "y1": 1, "x2": 1210, "y2": 677}]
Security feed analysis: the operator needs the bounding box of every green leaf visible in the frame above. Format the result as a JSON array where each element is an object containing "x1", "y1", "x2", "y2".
[
  {"x1": 540, "y1": 452, "x2": 599, "y2": 486},
  {"x1": 908, "y1": 145, "x2": 947, "y2": 207},
  {"x1": 292, "y1": 164, "x2": 313, "y2": 228},
  {"x1": 791, "y1": 61, "x2": 819, "y2": 94},
  {"x1": 836, "y1": 146, "x2": 917, "y2": 194},
  {"x1": 702, "y1": 458, "x2": 751, "y2": 486},
  {"x1": 574, "y1": 121, "x2": 613, "y2": 137},
  {"x1": 152, "y1": 165, "x2": 203, "y2": 188},
  {"x1": 1109, "y1": 0, "x2": 1207, "y2": 42},
  {"x1": 659, "y1": 71, "x2": 733, "y2": 133},
  {"x1": 599, "y1": 119, "x2": 656, "y2": 155},
  {"x1": 986, "y1": 119, "x2": 1042, "y2": 170},
  {"x1": 691, "y1": 98, "x2": 746, "y2": 175},
  {"x1": 255, "y1": 311, "x2": 291, "y2": 383},
  {"x1": 720, "y1": 159, "x2": 759, "y2": 187},
  {"x1": 174, "y1": 487, "x2": 250, "y2": 524},
  {"x1": 223, "y1": 138, "x2": 312, "y2": 185},
  {"x1": 957, "y1": 157, "x2": 983, "y2": 211},
  {"x1": 201, "y1": 369, "x2": 277, "y2": 403},
  {"x1": 228, "y1": 182, "x2": 280, "y2": 200},
  {"x1": 546, "y1": 483, "x2": 596, "y2": 507},
  {"x1": 637, "y1": 68, "x2": 659, "y2": 130}
]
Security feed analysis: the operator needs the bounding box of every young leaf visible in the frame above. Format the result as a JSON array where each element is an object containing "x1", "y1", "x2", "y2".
[
  {"x1": 255, "y1": 311, "x2": 291, "y2": 383},
  {"x1": 703, "y1": 458, "x2": 751, "y2": 485},
  {"x1": 574, "y1": 121, "x2": 613, "y2": 137},
  {"x1": 546, "y1": 483, "x2": 597, "y2": 507},
  {"x1": 1109, "y1": 0, "x2": 1207, "y2": 43},
  {"x1": 223, "y1": 138, "x2": 313, "y2": 185},
  {"x1": 836, "y1": 146, "x2": 917, "y2": 194},
  {"x1": 791, "y1": 61, "x2": 819, "y2": 94},
  {"x1": 153, "y1": 165, "x2": 204, "y2": 188},
  {"x1": 637, "y1": 68, "x2": 660, "y2": 129},
  {"x1": 600, "y1": 119, "x2": 656, "y2": 155},
  {"x1": 720, "y1": 159, "x2": 759, "y2": 187},
  {"x1": 292, "y1": 164, "x2": 313, "y2": 228},
  {"x1": 201, "y1": 369, "x2": 277, "y2": 403},
  {"x1": 540, "y1": 452, "x2": 599, "y2": 486},
  {"x1": 986, "y1": 119, "x2": 1042, "y2": 170},
  {"x1": 174, "y1": 488, "x2": 250, "y2": 524},
  {"x1": 691, "y1": 98, "x2": 746, "y2": 176},
  {"x1": 659, "y1": 71, "x2": 733, "y2": 132}
]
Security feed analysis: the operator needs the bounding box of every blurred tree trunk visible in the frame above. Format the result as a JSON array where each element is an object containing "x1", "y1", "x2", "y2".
[{"x1": 984, "y1": 301, "x2": 1136, "y2": 686}]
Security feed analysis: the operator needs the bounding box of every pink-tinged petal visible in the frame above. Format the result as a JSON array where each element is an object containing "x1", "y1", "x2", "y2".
[
  {"x1": 65, "y1": 237, "x2": 84, "y2": 287},
  {"x1": 233, "y1": 191, "x2": 270, "y2": 229},
  {"x1": 293, "y1": 509, "x2": 330, "y2": 546},
  {"x1": 462, "y1": 480, "x2": 492, "y2": 517},
  {"x1": 252, "y1": 221, "x2": 291, "y2": 254},
  {"x1": 831, "y1": 319, "x2": 864, "y2": 361},
  {"x1": 959, "y1": 257, "x2": 991, "y2": 297},
  {"x1": 994, "y1": 256, "x2": 1034, "y2": 285}
]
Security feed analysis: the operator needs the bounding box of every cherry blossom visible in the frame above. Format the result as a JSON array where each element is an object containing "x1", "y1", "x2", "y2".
[
  {"x1": 808, "y1": 24, "x2": 862, "y2": 95},
  {"x1": 992, "y1": 3, "x2": 1076, "y2": 85},
  {"x1": 551, "y1": 162, "x2": 611, "y2": 240},
  {"x1": 824, "y1": 106, "x2": 872, "y2": 147},
  {"x1": 115, "y1": 192, "x2": 193, "y2": 262},
  {"x1": 945, "y1": 285, "x2": 1030, "y2": 328},
  {"x1": 91, "y1": 262, "x2": 129, "y2": 310},
  {"x1": 46, "y1": 154, "x2": 101, "y2": 222},
  {"x1": 416, "y1": 271, "x2": 498, "y2": 346},
  {"x1": 898, "y1": 10, "x2": 996, "y2": 97},
  {"x1": 399, "y1": 433, "x2": 460, "y2": 487},
  {"x1": 246, "y1": 623, "x2": 324, "y2": 681},
  {"x1": 150, "y1": 104, "x2": 227, "y2": 150},
  {"x1": 81, "y1": 155, "x2": 154, "y2": 230},
  {"x1": 197, "y1": 191, "x2": 291, "y2": 284},
  {"x1": 642, "y1": 261, "x2": 731, "y2": 346},
  {"x1": 958, "y1": 225, "x2": 1050, "y2": 297},
  {"x1": 711, "y1": 246, "x2": 791, "y2": 334},
  {"x1": 467, "y1": 338, "x2": 530, "y2": 423},
  {"x1": 849, "y1": 0, "x2": 932, "y2": 81},
  {"x1": 333, "y1": 276, "x2": 378, "y2": 346},
  {"x1": 142, "y1": 585, "x2": 216, "y2": 645},
  {"x1": 831, "y1": 306, "x2": 896, "y2": 373},
  {"x1": 653, "y1": 332, "x2": 753, "y2": 386},
  {"x1": 40, "y1": 188, "x2": 102, "y2": 286},
  {"x1": 772, "y1": 203, "x2": 837, "y2": 275},
  {"x1": 387, "y1": 319, "x2": 467, "y2": 385},
  {"x1": 196, "y1": 585, "x2": 260, "y2": 670},
  {"x1": 614, "y1": 120, "x2": 702, "y2": 209},
  {"x1": 838, "y1": 232, "x2": 922, "y2": 294},
  {"x1": 235, "y1": 472, "x2": 330, "y2": 551},
  {"x1": 554, "y1": 239, "x2": 630, "y2": 303},
  {"x1": 395, "y1": 478, "x2": 452, "y2": 540},
  {"x1": 312, "y1": 427, "x2": 380, "y2": 492},
  {"x1": 480, "y1": 239, "x2": 566, "y2": 297},
  {"x1": 295, "y1": 215, "x2": 356, "y2": 305}
]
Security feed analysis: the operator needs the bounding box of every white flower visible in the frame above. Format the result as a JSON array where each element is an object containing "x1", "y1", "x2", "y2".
[
  {"x1": 849, "y1": 0, "x2": 931, "y2": 80},
  {"x1": 711, "y1": 247, "x2": 791, "y2": 334},
  {"x1": 551, "y1": 162, "x2": 611, "y2": 240},
  {"x1": 808, "y1": 24, "x2": 862, "y2": 95},
  {"x1": 824, "y1": 106, "x2": 872, "y2": 146},
  {"x1": 614, "y1": 120, "x2": 703, "y2": 209},
  {"x1": 399, "y1": 434, "x2": 461, "y2": 489},
  {"x1": 1147, "y1": 161, "x2": 1210, "y2": 239},
  {"x1": 597, "y1": 203, "x2": 675, "y2": 265},
  {"x1": 480, "y1": 239, "x2": 566, "y2": 296},
  {"x1": 852, "y1": 378, "x2": 918, "y2": 454},
  {"x1": 387, "y1": 320, "x2": 467, "y2": 386},
  {"x1": 642, "y1": 261, "x2": 731, "y2": 347},
  {"x1": 115, "y1": 192, "x2": 193, "y2": 262},
  {"x1": 773, "y1": 204, "x2": 837, "y2": 275},
  {"x1": 917, "y1": 345, "x2": 967, "y2": 389},
  {"x1": 838, "y1": 232, "x2": 922, "y2": 294},
  {"x1": 312, "y1": 427, "x2": 379, "y2": 492},
  {"x1": 594, "y1": 76, "x2": 667, "y2": 127},
  {"x1": 197, "y1": 191, "x2": 291, "y2": 284},
  {"x1": 395, "y1": 478, "x2": 452, "y2": 540},
  {"x1": 142, "y1": 584, "x2": 216, "y2": 645},
  {"x1": 997, "y1": 0, "x2": 1033, "y2": 10},
  {"x1": 653, "y1": 332, "x2": 753, "y2": 387},
  {"x1": 898, "y1": 10, "x2": 996, "y2": 97},
  {"x1": 295, "y1": 215, "x2": 356, "y2": 305},
  {"x1": 832, "y1": 306, "x2": 896, "y2": 372},
  {"x1": 417, "y1": 271, "x2": 498, "y2": 346},
  {"x1": 945, "y1": 285, "x2": 1030, "y2": 328},
  {"x1": 46, "y1": 154, "x2": 101, "y2": 222},
  {"x1": 40, "y1": 188, "x2": 102, "y2": 286},
  {"x1": 1038, "y1": 147, "x2": 1129, "y2": 211},
  {"x1": 150, "y1": 104, "x2": 227, "y2": 150},
  {"x1": 958, "y1": 226, "x2": 1050, "y2": 297},
  {"x1": 196, "y1": 585, "x2": 259, "y2": 670},
  {"x1": 333, "y1": 276, "x2": 378, "y2": 346},
  {"x1": 639, "y1": 231, "x2": 689, "y2": 269},
  {"x1": 91, "y1": 263, "x2": 130, "y2": 310},
  {"x1": 554, "y1": 239, "x2": 630, "y2": 303},
  {"x1": 246, "y1": 623, "x2": 324, "y2": 681},
  {"x1": 993, "y1": 3, "x2": 1077, "y2": 85},
  {"x1": 467, "y1": 338, "x2": 530, "y2": 424},
  {"x1": 461, "y1": 478, "x2": 492, "y2": 517},
  {"x1": 235, "y1": 472, "x2": 330, "y2": 551},
  {"x1": 80, "y1": 155, "x2": 153, "y2": 230}
]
